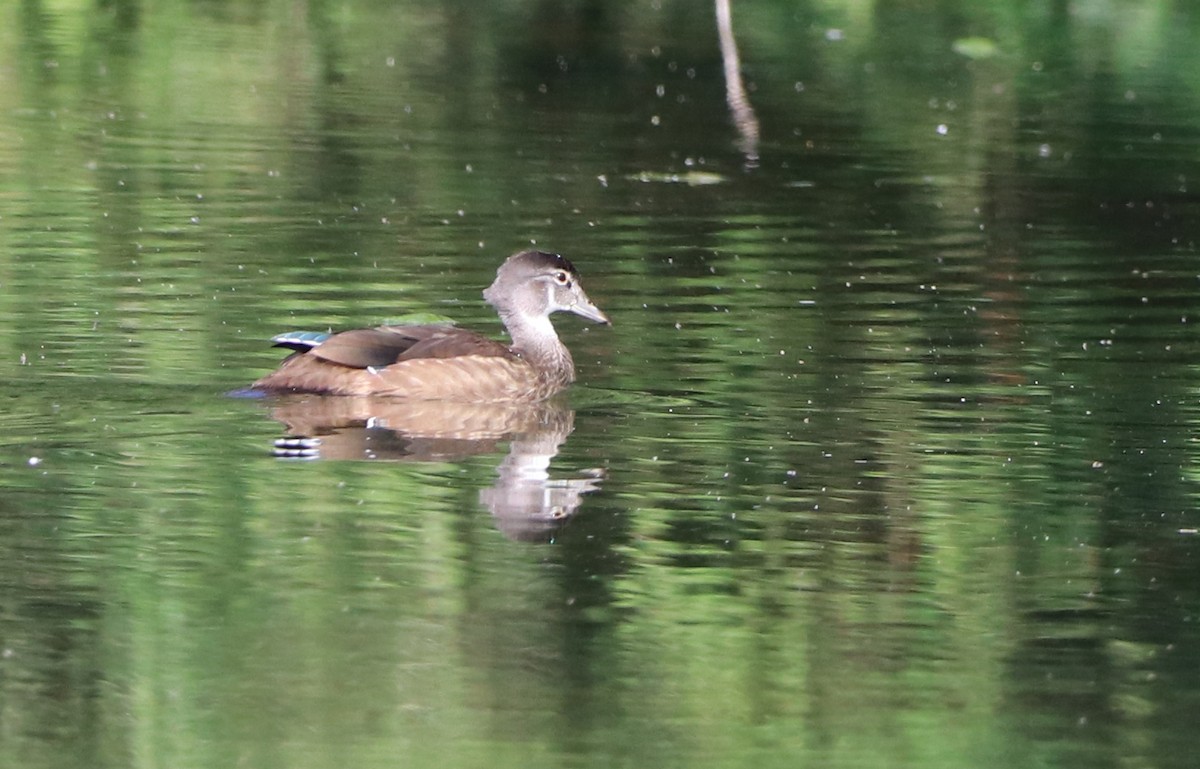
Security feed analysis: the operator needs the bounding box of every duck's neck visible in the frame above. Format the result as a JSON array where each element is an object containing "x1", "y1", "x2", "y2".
[{"x1": 499, "y1": 310, "x2": 575, "y2": 384}]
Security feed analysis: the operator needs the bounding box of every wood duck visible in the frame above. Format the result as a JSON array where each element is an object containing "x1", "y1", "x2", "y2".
[{"x1": 252, "y1": 250, "x2": 610, "y2": 401}]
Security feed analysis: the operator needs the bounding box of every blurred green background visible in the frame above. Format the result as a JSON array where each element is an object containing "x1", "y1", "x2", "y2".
[{"x1": 1, "y1": 2, "x2": 1198, "y2": 768}]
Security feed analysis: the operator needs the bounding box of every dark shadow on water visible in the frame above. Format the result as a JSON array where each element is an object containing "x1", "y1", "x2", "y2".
[{"x1": 260, "y1": 395, "x2": 604, "y2": 543}]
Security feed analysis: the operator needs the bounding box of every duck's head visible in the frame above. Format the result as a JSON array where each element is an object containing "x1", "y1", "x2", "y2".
[{"x1": 484, "y1": 250, "x2": 610, "y2": 326}]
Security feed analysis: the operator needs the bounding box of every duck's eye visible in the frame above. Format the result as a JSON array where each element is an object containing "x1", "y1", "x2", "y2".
[{"x1": 553, "y1": 271, "x2": 571, "y2": 285}]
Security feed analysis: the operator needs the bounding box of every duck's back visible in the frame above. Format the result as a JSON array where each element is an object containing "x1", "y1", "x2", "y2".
[
  {"x1": 253, "y1": 324, "x2": 553, "y2": 401},
  {"x1": 307, "y1": 324, "x2": 511, "y2": 366}
]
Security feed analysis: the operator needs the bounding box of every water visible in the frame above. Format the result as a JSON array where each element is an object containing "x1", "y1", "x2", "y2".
[{"x1": 1, "y1": 2, "x2": 1199, "y2": 768}]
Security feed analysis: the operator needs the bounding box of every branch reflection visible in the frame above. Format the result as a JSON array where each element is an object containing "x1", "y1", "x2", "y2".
[{"x1": 715, "y1": 0, "x2": 759, "y2": 167}]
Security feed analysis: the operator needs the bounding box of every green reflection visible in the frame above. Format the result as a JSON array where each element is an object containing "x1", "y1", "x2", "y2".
[{"x1": 0, "y1": 2, "x2": 1199, "y2": 769}]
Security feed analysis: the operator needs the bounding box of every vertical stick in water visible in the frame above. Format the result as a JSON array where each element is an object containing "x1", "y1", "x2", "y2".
[{"x1": 715, "y1": 0, "x2": 760, "y2": 167}]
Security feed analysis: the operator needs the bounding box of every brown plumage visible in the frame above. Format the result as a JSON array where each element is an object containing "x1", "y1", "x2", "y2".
[{"x1": 252, "y1": 250, "x2": 610, "y2": 401}]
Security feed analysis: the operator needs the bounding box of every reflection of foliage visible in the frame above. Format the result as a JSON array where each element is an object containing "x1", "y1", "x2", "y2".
[{"x1": 0, "y1": 2, "x2": 1198, "y2": 768}]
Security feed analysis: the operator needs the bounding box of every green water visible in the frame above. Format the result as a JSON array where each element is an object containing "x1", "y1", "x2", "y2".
[{"x1": 1, "y1": 2, "x2": 1199, "y2": 768}]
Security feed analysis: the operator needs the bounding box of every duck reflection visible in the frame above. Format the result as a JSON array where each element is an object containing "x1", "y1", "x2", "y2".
[{"x1": 264, "y1": 396, "x2": 603, "y2": 541}]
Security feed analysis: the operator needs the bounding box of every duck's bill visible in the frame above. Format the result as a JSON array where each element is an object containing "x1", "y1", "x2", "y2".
[{"x1": 571, "y1": 295, "x2": 611, "y2": 325}]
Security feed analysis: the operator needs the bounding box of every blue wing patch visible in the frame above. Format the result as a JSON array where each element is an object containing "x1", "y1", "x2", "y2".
[{"x1": 271, "y1": 330, "x2": 332, "y2": 351}]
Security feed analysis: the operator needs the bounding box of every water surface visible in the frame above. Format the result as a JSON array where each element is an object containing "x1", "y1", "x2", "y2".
[{"x1": 1, "y1": 2, "x2": 1199, "y2": 769}]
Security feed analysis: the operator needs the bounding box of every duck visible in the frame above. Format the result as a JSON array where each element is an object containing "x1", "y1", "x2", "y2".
[{"x1": 252, "y1": 250, "x2": 610, "y2": 402}]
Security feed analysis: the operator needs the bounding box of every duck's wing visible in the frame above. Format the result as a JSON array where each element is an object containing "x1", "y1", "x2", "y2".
[
  {"x1": 382, "y1": 324, "x2": 513, "y2": 362},
  {"x1": 305, "y1": 325, "x2": 511, "y2": 369}
]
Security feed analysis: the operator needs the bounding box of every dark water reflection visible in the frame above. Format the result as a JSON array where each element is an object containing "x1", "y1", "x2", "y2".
[{"x1": 2, "y1": 2, "x2": 1200, "y2": 769}]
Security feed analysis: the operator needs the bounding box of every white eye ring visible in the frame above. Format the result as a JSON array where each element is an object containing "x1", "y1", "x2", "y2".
[{"x1": 553, "y1": 271, "x2": 571, "y2": 285}]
